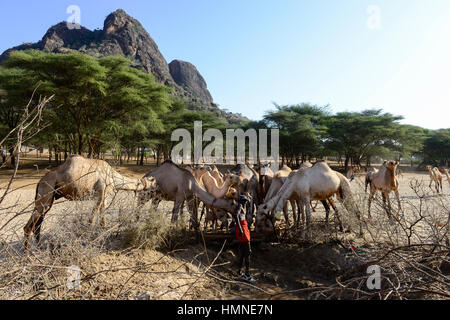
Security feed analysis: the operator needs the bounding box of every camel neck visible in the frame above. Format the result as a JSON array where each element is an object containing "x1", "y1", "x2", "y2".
[{"x1": 384, "y1": 168, "x2": 396, "y2": 189}]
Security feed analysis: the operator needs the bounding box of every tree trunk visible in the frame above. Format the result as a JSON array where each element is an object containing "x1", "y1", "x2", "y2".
[
  {"x1": 54, "y1": 146, "x2": 59, "y2": 165},
  {"x1": 136, "y1": 148, "x2": 140, "y2": 166},
  {"x1": 156, "y1": 148, "x2": 161, "y2": 167},
  {"x1": 78, "y1": 133, "x2": 83, "y2": 155},
  {"x1": 140, "y1": 147, "x2": 145, "y2": 166},
  {"x1": 344, "y1": 156, "x2": 349, "y2": 172},
  {"x1": 48, "y1": 146, "x2": 52, "y2": 165}
]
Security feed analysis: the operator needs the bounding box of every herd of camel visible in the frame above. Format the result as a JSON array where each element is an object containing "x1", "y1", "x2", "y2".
[{"x1": 22, "y1": 155, "x2": 450, "y2": 250}]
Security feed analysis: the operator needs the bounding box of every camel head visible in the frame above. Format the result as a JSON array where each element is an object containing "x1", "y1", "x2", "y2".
[
  {"x1": 197, "y1": 164, "x2": 211, "y2": 173},
  {"x1": 384, "y1": 160, "x2": 399, "y2": 172},
  {"x1": 212, "y1": 197, "x2": 238, "y2": 213},
  {"x1": 223, "y1": 173, "x2": 240, "y2": 187},
  {"x1": 255, "y1": 204, "x2": 276, "y2": 235},
  {"x1": 225, "y1": 187, "x2": 238, "y2": 199},
  {"x1": 140, "y1": 176, "x2": 159, "y2": 192}
]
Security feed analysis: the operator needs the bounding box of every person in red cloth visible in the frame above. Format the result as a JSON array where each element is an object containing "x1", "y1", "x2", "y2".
[{"x1": 234, "y1": 195, "x2": 256, "y2": 283}]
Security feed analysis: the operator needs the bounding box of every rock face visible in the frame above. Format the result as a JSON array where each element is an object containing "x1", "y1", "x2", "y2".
[
  {"x1": 0, "y1": 9, "x2": 230, "y2": 115},
  {"x1": 169, "y1": 60, "x2": 213, "y2": 105}
]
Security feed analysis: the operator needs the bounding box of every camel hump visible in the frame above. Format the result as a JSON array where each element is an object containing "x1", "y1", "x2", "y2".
[
  {"x1": 163, "y1": 159, "x2": 174, "y2": 165},
  {"x1": 311, "y1": 161, "x2": 332, "y2": 171}
]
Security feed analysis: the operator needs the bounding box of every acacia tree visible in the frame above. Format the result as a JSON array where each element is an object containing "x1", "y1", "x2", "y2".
[
  {"x1": 322, "y1": 110, "x2": 403, "y2": 170},
  {"x1": 422, "y1": 129, "x2": 450, "y2": 167},
  {"x1": 263, "y1": 103, "x2": 328, "y2": 166},
  {"x1": 0, "y1": 50, "x2": 170, "y2": 159}
]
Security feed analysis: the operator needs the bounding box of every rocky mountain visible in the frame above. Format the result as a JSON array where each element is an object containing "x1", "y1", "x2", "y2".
[
  {"x1": 169, "y1": 60, "x2": 213, "y2": 105},
  {"x1": 0, "y1": 9, "x2": 249, "y2": 124}
]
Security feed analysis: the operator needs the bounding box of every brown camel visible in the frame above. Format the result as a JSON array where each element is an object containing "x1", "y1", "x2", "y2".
[
  {"x1": 201, "y1": 171, "x2": 240, "y2": 199},
  {"x1": 442, "y1": 169, "x2": 450, "y2": 186},
  {"x1": 23, "y1": 155, "x2": 156, "y2": 250},
  {"x1": 427, "y1": 165, "x2": 443, "y2": 193},
  {"x1": 200, "y1": 171, "x2": 240, "y2": 230},
  {"x1": 185, "y1": 165, "x2": 211, "y2": 189},
  {"x1": 138, "y1": 160, "x2": 236, "y2": 227},
  {"x1": 211, "y1": 164, "x2": 224, "y2": 186},
  {"x1": 257, "y1": 162, "x2": 361, "y2": 238},
  {"x1": 204, "y1": 187, "x2": 238, "y2": 231},
  {"x1": 367, "y1": 161, "x2": 402, "y2": 219}
]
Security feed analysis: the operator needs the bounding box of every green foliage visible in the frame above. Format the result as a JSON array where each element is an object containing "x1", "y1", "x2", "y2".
[
  {"x1": 320, "y1": 109, "x2": 404, "y2": 167},
  {"x1": 0, "y1": 50, "x2": 170, "y2": 157},
  {"x1": 263, "y1": 103, "x2": 328, "y2": 163},
  {"x1": 422, "y1": 129, "x2": 450, "y2": 166}
]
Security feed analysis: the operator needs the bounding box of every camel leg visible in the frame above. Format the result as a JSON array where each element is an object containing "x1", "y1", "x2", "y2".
[
  {"x1": 328, "y1": 197, "x2": 344, "y2": 232},
  {"x1": 171, "y1": 195, "x2": 185, "y2": 223},
  {"x1": 91, "y1": 187, "x2": 106, "y2": 227},
  {"x1": 394, "y1": 190, "x2": 402, "y2": 217},
  {"x1": 290, "y1": 199, "x2": 297, "y2": 227},
  {"x1": 368, "y1": 188, "x2": 376, "y2": 219},
  {"x1": 304, "y1": 197, "x2": 312, "y2": 239},
  {"x1": 295, "y1": 199, "x2": 303, "y2": 229},
  {"x1": 187, "y1": 198, "x2": 199, "y2": 230},
  {"x1": 322, "y1": 200, "x2": 330, "y2": 225},
  {"x1": 300, "y1": 200, "x2": 306, "y2": 230},
  {"x1": 24, "y1": 207, "x2": 50, "y2": 250},
  {"x1": 283, "y1": 202, "x2": 290, "y2": 228},
  {"x1": 382, "y1": 192, "x2": 392, "y2": 219},
  {"x1": 24, "y1": 190, "x2": 55, "y2": 250}
]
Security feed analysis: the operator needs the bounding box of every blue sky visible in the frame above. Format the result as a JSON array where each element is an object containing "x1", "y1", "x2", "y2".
[{"x1": 1, "y1": 0, "x2": 449, "y2": 129}]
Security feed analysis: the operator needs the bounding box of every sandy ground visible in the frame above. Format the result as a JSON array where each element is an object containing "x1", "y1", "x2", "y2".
[{"x1": 0, "y1": 161, "x2": 449, "y2": 299}]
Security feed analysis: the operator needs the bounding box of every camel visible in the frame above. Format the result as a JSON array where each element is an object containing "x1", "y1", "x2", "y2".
[
  {"x1": 23, "y1": 155, "x2": 156, "y2": 250},
  {"x1": 204, "y1": 187, "x2": 238, "y2": 231},
  {"x1": 201, "y1": 171, "x2": 240, "y2": 199},
  {"x1": 200, "y1": 171, "x2": 240, "y2": 230},
  {"x1": 427, "y1": 165, "x2": 443, "y2": 193},
  {"x1": 138, "y1": 160, "x2": 237, "y2": 227},
  {"x1": 262, "y1": 165, "x2": 300, "y2": 227},
  {"x1": 443, "y1": 169, "x2": 450, "y2": 186},
  {"x1": 365, "y1": 166, "x2": 379, "y2": 193},
  {"x1": 185, "y1": 165, "x2": 211, "y2": 189},
  {"x1": 211, "y1": 164, "x2": 224, "y2": 186},
  {"x1": 366, "y1": 161, "x2": 402, "y2": 219},
  {"x1": 261, "y1": 164, "x2": 344, "y2": 232},
  {"x1": 256, "y1": 162, "x2": 361, "y2": 238}
]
